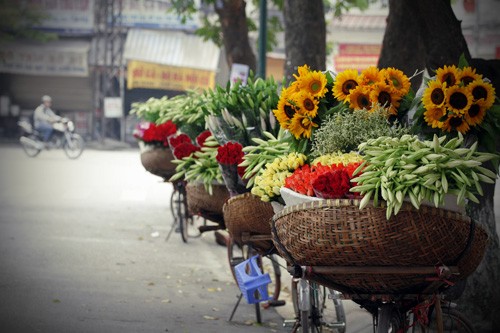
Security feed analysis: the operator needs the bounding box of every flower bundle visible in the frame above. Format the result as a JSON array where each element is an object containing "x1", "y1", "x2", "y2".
[
  {"x1": 134, "y1": 120, "x2": 177, "y2": 147},
  {"x1": 196, "y1": 130, "x2": 213, "y2": 147},
  {"x1": 172, "y1": 142, "x2": 200, "y2": 160},
  {"x1": 284, "y1": 152, "x2": 364, "y2": 198},
  {"x1": 216, "y1": 141, "x2": 245, "y2": 169},
  {"x1": 332, "y1": 66, "x2": 411, "y2": 115},
  {"x1": 411, "y1": 56, "x2": 500, "y2": 155},
  {"x1": 216, "y1": 141, "x2": 247, "y2": 196},
  {"x1": 251, "y1": 152, "x2": 307, "y2": 202},
  {"x1": 168, "y1": 133, "x2": 191, "y2": 148}
]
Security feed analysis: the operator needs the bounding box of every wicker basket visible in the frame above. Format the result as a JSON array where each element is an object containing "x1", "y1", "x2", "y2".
[
  {"x1": 272, "y1": 199, "x2": 488, "y2": 294},
  {"x1": 139, "y1": 145, "x2": 177, "y2": 180},
  {"x1": 186, "y1": 182, "x2": 230, "y2": 216},
  {"x1": 223, "y1": 193, "x2": 275, "y2": 252}
]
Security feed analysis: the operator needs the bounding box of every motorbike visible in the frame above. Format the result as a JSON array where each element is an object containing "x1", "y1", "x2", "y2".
[{"x1": 18, "y1": 117, "x2": 85, "y2": 159}]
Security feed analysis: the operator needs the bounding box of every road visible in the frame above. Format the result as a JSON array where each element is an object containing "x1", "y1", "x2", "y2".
[{"x1": 0, "y1": 146, "x2": 288, "y2": 333}]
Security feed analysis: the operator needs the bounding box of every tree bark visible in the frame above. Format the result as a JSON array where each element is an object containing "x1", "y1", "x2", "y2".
[
  {"x1": 214, "y1": 0, "x2": 256, "y2": 72},
  {"x1": 283, "y1": 0, "x2": 326, "y2": 83},
  {"x1": 377, "y1": 0, "x2": 426, "y2": 90},
  {"x1": 378, "y1": 1, "x2": 499, "y2": 331}
]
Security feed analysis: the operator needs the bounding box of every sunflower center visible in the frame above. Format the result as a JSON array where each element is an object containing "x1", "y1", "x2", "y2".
[
  {"x1": 378, "y1": 91, "x2": 392, "y2": 106},
  {"x1": 342, "y1": 80, "x2": 358, "y2": 95},
  {"x1": 284, "y1": 104, "x2": 296, "y2": 119},
  {"x1": 303, "y1": 98, "x2": 315, "y2": 111},
  {"x1": 449, "y1": 117, "x2": 463, "y2": 128},
  {"x1": 468, "y1": 104, "x2": 480, "y2": 117},
  {"x1": 472, "y1": 85, "x2": 488, "y2": 100},
  {"x1": 431, "y1": 88, "x2": 445, "y2": 105},
  {"x1": 300, "y1": 118, "x2": 310, "y2": 129},
  {"x1": 442, "y1": 73, "x2": 456, "y2": 87},
  {"x1": 310, "y1": 81, "x2": 321, "y2": 94},
  {"x1": 358, "y1": 94, "x2": 371, "y2": 109},
  {"x1": 391, "y1": 77, "x2": 401, "y2": 88},
  {"x1": 461, "y1": 76, "x2": 474, "y2": 86},
  {"x1": 449, "y1": 92, "x2": 468, "y2": 110}
]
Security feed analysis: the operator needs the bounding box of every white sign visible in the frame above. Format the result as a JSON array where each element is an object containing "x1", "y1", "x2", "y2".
[
  {"x1": 104, "y1": 97, "x2": 123, "y2": 118},
  {"x1": 229, "y1": 63, "x2": 250, "y2": 86},
  {"x1": 0, "y1": 42, "x2": 89, "y2": 77},
  {"x1": 27, "y1": 0, "x2": 94, "y2": 33},
  {"x1": 121, "y1": 0, "x2": 199, "y2": 30}
]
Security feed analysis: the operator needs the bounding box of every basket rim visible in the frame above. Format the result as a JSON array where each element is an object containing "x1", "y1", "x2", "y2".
[
  {"x1": 226, "y1": 192, "x2": 260, "y2": 205},
  {"x1": 273, "y1": 199, "x2": 470, "y2": 223}
]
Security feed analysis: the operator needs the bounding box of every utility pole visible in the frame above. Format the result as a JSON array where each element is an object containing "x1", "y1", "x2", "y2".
[
  {"x1": 93, "y1": 0, "x2": 125, "y2": 142},
  {"x1": 258, "y1": 0, "x2": 267, "y2": 78}
]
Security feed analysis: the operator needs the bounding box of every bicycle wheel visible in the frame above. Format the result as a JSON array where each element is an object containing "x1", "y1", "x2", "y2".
[
  {"x1": 20, "y1": 135, "x2": 42, "y2": 157},
  {"x1": 63, "y1": 133, "x2": 84, "y2": 159},
  {"x1": 412, "y1": 306, "x2": 475, "y2": 333},
  {"x1": 291, "y1": 280, "x2": 347, "y2": 333},
  {"x1": 227, "y1": 237, "x2": 282, "y2": 323},
  {"x1": 376, "y1": 303, "x2": 404, "y2": 333}
]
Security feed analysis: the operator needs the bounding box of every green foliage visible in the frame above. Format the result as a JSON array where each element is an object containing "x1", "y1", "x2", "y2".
[
  {"x1": 312, "y1": 108, "x2": 410, "y2": 156},
  {"x1": 0, "y1": 0, "x2": 57, "y2": 42}
]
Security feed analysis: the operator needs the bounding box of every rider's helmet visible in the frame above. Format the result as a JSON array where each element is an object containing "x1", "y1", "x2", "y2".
[{"x1": 41, "y1": 95, "x2": 52, "y2": 103}]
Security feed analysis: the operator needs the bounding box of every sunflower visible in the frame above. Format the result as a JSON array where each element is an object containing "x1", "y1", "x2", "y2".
[
  {"x1": 332, "y1": 69, "x2": 360, "y2": 103},
  {"x1": 360, "y1": 66, "x2": 384, "y2": 86},
  {"x1": 273, "y1": 87, "x2": 298, "y2": 128},
  {"x1": 467, "y1": 79, "x2": 495, "y2": 109},
  {"x1": 422, "y1": 80, "x2": 447, "y2": 109},
  {"x1": 442, "y1": 114, "x2": 470, "y2": 134},
  {"x1": 435, "y1": 65, "x2": 460, "y2": 87},
  {"x1": 299, "y1": 70, "x2": 328, "y2": 98},
  {"x1": 445, "y1": 85, "x2": 473, "y2": 115},
  {"x1": 370, "y1": 83, "x2": 400, "y2": 115},
  {"x1": 348, "y1": 86, "x2": 373, "y2": 111},
  {"x1": 459, "y1": 66, "x2": 482, "y2": 86},
  {"x1": 295, "y1": 90, "x2": 319, "y2": 118},
  {"x1": 294, "y1": 64, "x2": 311, "y2": 80},
  {"x1": 423, "y1": 107, "x2": 446, "y2": 129},
  {"x1": 289, "y1": 114, "x2": 318, "y2": 139},
  {"x1": 464, "y1": 100, "x2": 488, "y2": 127},
  {"x1": 382, "y1": 67, "x2": 410, "y2": 97}
]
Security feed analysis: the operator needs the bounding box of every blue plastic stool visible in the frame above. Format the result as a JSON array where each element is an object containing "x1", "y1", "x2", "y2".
[{"x1": 234, "y1": 255, "x2": 272, "y2": 304}]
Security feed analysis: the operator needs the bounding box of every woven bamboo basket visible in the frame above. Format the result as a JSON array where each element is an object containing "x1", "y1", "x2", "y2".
[
  {"x1": 139, "y1": 146, "x2": 177, "y2": 180},
  {"x1": 272, "y1": 199, "x2": 488, "y2": 294},
  {"x1": 223, "y1": 193, "x2": 275, "y2": 252},
  {"x1": 186, "y1": 182, "x2": 230, "y2": 216}
]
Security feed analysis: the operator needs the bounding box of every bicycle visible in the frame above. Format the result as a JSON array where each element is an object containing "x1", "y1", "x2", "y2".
[
  {"x1": 290, "y1": 265, "x2": 474, "y2": 333},
  {"x1": 166, "y1": 180, "x2": 227, "y2": 243}
]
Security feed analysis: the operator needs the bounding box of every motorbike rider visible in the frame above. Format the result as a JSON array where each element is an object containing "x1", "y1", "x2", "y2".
[{"x1": 34, "y1": 95, "x2": 61, "y2": 142}]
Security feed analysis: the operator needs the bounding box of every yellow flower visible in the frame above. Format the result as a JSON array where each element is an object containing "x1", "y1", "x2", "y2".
[
  {"x1": 381, "y1": 67, "x2": 410, "y2": 97},
  {"x1": 435, "y1": 64, "x2": 460, "y2": 87},
  {"x1": 360, "y1": 66, "x2": 384, "y2": 86},
  {"x1": 422, "y1": 80, "x2": 447, "y2": 109},
  {"x1": 442, "y1": 114, "x2": 470, "y2": 134},
  {"x1": 467, "y1": 79, "x2": 495, "y2": 109},
  {"x1": 295, "y1": 90, "x2": 319, "y2": 117},
  {"x1": 332, "y1": 69, "x2": 360, "y2": 103},
  {"x1": 445, "y1": 85, "x2": 473, "y2": 115},
  {"x1": 459, "y1": 66, "x2": 483, "y2": 86},
  {"x1": 293, "y1": 64, "x2": 311, "y2": 80},
  {"x1": 312, "y1": 152, "x2": 363, "y2": 166},
  {"x1": 370, "y1": 83, "x2": 400, "y2": 115},
  {"x1": 423, "y1": 107, "x2": 446, "y2": 129},
  {"x1": 464, "y1": 100, "x2": 488, "y2": 127},
  {"x1": 348, "y1": 86, "x2": 372, "y2": 111},
  {"x1": 273, "y1": 86, "x2": 298, "y2": 128},
  {"x1": 298, "y1": 70, "x2": 328, "y2": 98},
  {"x1": 289, "y1": 114, "x2": 318, "y2": 139}
]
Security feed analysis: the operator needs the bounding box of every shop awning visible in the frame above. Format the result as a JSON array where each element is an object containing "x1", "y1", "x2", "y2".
[
  {"x1": 123, "y1": 29, "x2": 220, "y2": 91},
  {"x1": 0, "y1": 40, "x2": 90, "y2": 77}
]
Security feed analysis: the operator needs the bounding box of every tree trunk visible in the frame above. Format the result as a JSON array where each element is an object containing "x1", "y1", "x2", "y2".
[
  {"x1": 377, "y1": 0, "x2": 426, "y2": 90},
  {"x1": 283, "y1": 0, "x2": 326, "y2": 83},
  {"x1": 215, "y1": 0, "x2": 257, "y2": 72},
  {"x1": 378, "y1": 1, "x2": 499, "y2": 331}
]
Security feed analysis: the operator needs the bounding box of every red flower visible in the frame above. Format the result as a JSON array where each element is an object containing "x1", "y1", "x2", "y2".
[
  {"x1": 216, "y1": 142, "x2": 244, "y2": 165},
  {"x1": 196, "y1": 130, "x2": 212, "y2": 147},
  {"x1": 173, "y1": 142, "x2": 201, "y2": 159},
  {"x1": 168, "y1": 133, "x2": 192, "y2": 148},
  {"x1": 312, "y1": 169, "x2": 352, "y2": 199},
  {"x1": 141, "y1": 120, "x2": 177, "y2": 146}
]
